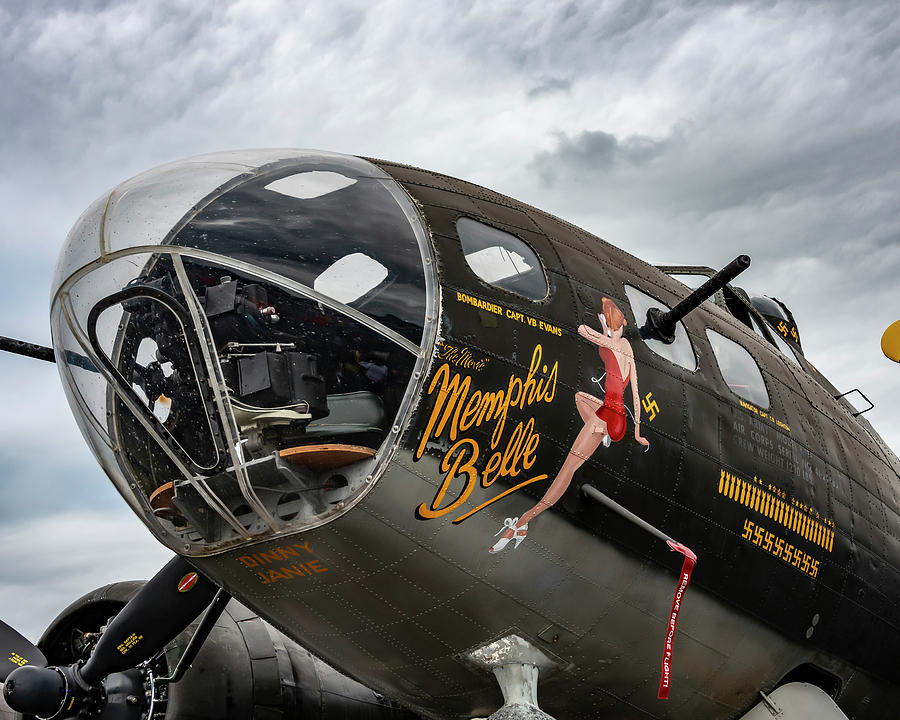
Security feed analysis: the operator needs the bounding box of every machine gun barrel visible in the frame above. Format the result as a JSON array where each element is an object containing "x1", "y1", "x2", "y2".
[
  {"x1": 0, "y1": 335, "x2": 97, "y2": 371},
  {"x1": 641, "y1": 254, "x2": 751, "y2": 344},
  {"x1": 0, "y1": 335, "x2": 55, "y2": 363}
]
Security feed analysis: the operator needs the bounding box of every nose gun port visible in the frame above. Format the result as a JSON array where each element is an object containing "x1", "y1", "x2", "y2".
[{"x1": 50, "y1": 150, "x2": 439, "y2": 555}]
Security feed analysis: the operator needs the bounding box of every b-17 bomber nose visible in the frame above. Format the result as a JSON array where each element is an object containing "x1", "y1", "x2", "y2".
[{"x1": 50, "y1": 150, "x2": 438, "y2": 556}]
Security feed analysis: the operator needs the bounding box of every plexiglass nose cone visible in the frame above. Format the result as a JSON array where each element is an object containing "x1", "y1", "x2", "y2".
[{"x1": 51, "y1": 150, "x2": 438, "y2": 555}]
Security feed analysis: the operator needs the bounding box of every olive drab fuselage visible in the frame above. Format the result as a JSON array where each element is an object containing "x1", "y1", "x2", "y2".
[{"x1": 51, "y1": 152, "x2": 900, "y2": 720}]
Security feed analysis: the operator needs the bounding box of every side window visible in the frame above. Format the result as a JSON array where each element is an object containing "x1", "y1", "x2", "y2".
[
  {"x1": 624, "y1": 284, "x2": 697, "y2": 371},
  {"x1": 749, "y1": 313, "x2": 770, "y2": 344},
  {"x1": 768, "y1": 324, "x2": 803, "y2": 368},
  {"x1": 748, "y1": 313, "x2": 801, "y2": 368},
  {"x1": 706, "y1": 329, "x2": 770, "y2": 408},
  {"x1": 457, "y1": 217, "x2": 548, "y2": 300}
]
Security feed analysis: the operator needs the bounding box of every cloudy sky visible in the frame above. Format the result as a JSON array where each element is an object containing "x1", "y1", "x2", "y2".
[{"x1": 1, "y1": 0, "x2": 898, "y2": 641}]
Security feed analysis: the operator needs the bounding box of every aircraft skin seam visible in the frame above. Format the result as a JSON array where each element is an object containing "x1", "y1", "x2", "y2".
[
  {"x1": 660, "y1": 434, "x2": 687, "y2": 553},
  {"x1": 198, "y1": 572, "x2": 425, "y2": 700},
  {"x1": 23, "y1": 152, "x2": 900, "y2": 720},
  {"x1": 404, "y1": 350, "x2": 734, "y2": 538},
  {"x1": 355, "y1": 467, "x2": 599, "y2": 637},
  {"x1": 435, "y1": 278, "x2": 711, "y2": 396},
  {"x1": 305, "y1": 521, "x2": 419, "y2": 584},
  {"x1": 434, "y1": 223, "x2": 790, "y2": 397},
  {"x1": 318, "y1": 527, "x2": 497, "y2": 639},
  {"x1": 305, "y1": 584, "x2": 444, "y2": 678},
  {"x1": 391, "y1": 450, "x2": 720, "y2": 645},
  {"x1": 429, "y1": 228, "x2": 559, "y2": 307},
  {"x1": 404, "y1": 194, "x2": 549, "y2": 238},
  {"x1": 810, "y1": 394, "x2": 887, "y2": 462},
  {"x1": 401, "y1": 181, "x2": 636, "y2": 278},
  {"x1": 416, "y1": 311, "x2": 888, "y2": 592},
  {"x1": 828, "y1": 440, "x2": 892, "y2": 554}
]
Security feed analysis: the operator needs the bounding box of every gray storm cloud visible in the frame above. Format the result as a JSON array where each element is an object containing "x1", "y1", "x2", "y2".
[{"x1": 1, "y1": 0, "x2": 898, "y2": 638}]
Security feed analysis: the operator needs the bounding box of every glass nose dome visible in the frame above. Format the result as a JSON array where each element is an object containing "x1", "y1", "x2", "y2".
[{"x1": 51, "y1": 150, "x2": 437, "y2": 555}]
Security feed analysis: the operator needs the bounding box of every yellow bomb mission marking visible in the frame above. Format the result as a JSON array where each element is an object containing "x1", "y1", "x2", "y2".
[{"x1": 416, "y1": 345, "x2": 557, "y2": 522}]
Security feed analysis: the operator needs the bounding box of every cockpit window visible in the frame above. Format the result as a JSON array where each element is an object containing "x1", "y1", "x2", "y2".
[
  {"x1": 706, "y1": 329, "x2": 770, "y2": 408},
  {"x1": 750, "y1": 295, "x2": 788, "y2": 321},
  {"x1": 669, "y1": 273, "x2": 709, "y2": 290},
  {"x1": 624, "y1": 285, "x2": 697, "y2": 371},
  {"x1": 457, "y1": 218, "x2": 548, "y2": 300}
]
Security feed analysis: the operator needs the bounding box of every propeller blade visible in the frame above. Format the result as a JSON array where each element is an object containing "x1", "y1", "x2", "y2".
[
  {"x1": 79, "y1": 556, "x2": 216, "y2": 685},
  {"x1": 0, "y1": 620, "x2": 47, "y2": 682}
]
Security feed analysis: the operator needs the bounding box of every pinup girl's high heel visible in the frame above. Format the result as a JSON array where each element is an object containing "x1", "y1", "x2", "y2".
[{"x1": 489, "y1": 517, "x2": 529, "y2": 554}]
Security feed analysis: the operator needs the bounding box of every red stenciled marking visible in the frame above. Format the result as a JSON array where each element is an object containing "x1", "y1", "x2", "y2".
[
  {"x1": 178, "y1": 572, "x2": 199, "y2": 593},
  {"x1": 658, "y1": 540, "x2": 697, "y2": 700}
]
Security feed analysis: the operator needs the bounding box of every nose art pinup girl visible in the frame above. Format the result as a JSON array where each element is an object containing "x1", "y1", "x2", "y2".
[{"x1": 489, "y1": 297, "x2": 649, "y2": 553}]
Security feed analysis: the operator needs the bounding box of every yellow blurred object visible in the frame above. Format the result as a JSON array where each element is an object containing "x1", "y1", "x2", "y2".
[{"x1": 882, "y1": 320, "x2": 900, "y2": 362}]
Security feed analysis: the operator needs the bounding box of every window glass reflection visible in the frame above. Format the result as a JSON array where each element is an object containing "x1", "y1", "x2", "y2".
[
  {"x1": 457, "y1": 218, "x2": 548, "y2": 300},
  {"x1": 264, "y1": 171, "x2": 357, "y2": 200},
  {"x1": 750, "y1": 314, "x2": 770, "y2": 344},
  {"x1": 174, "y1": 162, "x2": 427, "y2": 345},
  {"x1": 669, "y1": 273, "x2": 709, "y2": 290},
  {"x1": 624, "y1": 285, "x2": 697, "y2": 371},
  {"x1": 706, "y1": 328, "x2": 770, "y2": 408},
  {"x1": 314, "y1": 253, "x2": 388, "y2": 304},
  {"x1": 769, "y1": 324, "x2": 802, "y2": 368},
  {"x1": 90, "y1": 290, "x2": 223, "y2": 473}
]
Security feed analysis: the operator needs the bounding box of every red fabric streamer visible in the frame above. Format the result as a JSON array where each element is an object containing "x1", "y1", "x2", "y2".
[{"x1": 658, "y1": 540, "x2": 697, "y2": 700}]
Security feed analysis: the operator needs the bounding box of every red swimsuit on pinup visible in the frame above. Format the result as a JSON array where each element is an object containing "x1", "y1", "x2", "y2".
[{"x1": 595, "y1": 345, "x2": 630, "y2": 442}]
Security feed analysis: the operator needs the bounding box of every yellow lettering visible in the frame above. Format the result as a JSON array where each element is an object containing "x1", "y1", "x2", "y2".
[
  {"x1": 417, "y1": 438, "x2": 480, "y2": 519},
  {"x1": 482, "y1": 450, "x2": 503, "y2": 487},
  {"x1": 415, "y1": 363, "x2": 471, "y2": 459},
  {"x1": 460, "y1": 390, "x2": 482, "y2": 432}
]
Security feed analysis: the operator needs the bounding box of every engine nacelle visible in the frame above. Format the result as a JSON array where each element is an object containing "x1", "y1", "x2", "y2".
[
  {"x1": 22, "y1": 582, "x2": 415, "y2": 720},
  {"x1": 738, "y1": 682, "x2": 848, "y2": 719}
]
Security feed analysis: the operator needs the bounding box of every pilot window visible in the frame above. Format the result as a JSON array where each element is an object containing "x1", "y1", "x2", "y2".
[
  {"x1": 457, "y1": 218, "x2": 548, "y2": 300},
  {"x1": 768, "y1": 324, "x2": 803, "y2": 368},
  {"x1": 624, "y1": 285, "x2": 697, "y2": 371},
  {"x1": 749, "y1": 313, "x2": 770, "y2": 344},
  {"x1": 706, "y1": 329, "x2": 770, "y2": 408},
  {"x1": 669, "y1": 273, "x2": 708, "y2": 290}
]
